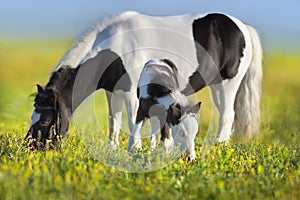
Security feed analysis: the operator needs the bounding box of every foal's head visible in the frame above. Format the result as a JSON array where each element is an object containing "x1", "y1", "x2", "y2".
[
  {"x1": 168, "y1": 102, "x2": 201, "y2": 161},
  {"x1": 25, "y1": 85, "x2": 61, "y2": 149}
]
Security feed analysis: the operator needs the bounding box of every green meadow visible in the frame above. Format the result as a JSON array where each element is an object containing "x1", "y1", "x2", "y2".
[{"x1": 0, "y1": 39, "x2": 299, "y2": 199}]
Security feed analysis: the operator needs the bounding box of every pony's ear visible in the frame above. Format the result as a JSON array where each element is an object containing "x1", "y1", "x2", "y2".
[
  {"x1": 36, "y1": 84, "x2": 44, "y2": 93},
  {"x1": 167, "y1": 103, "x2": 182, "y2": 125},
  {"x1": 187, "y1": 102, "x2": 202, "y2": 114}
]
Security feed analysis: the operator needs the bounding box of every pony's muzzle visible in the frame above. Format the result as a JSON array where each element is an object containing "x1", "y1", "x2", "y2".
[
  {"x1": 24, "y1": 125, "x2": 59, "y2": 150},
  {"x1": 180, "y1": 148, "x2": 196, "y2": 162},
  {"x1": 186, "y1": 154, "x2": 196, "y2": 162}
]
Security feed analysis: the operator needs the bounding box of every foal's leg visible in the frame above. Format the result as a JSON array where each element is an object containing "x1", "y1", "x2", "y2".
[
  {"x1": 149, "y1": 118, "x2": 169, "y2": 150},
  {"x1": 149, "y1": 116, "x2": 160, "y2": 149},
  {"x1": 106, "y1": 91, "x2": 123, "y2": 147},
  {"x1": 149, "y1": 104, "x2": 168, "y2": 150},
  {"x1": 161, "y1": 123, "x2": 173, "y2": 153}
]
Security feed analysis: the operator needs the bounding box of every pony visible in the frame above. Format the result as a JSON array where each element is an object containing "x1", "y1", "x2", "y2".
[
  {"x1": 25, "y1": 12, "x2": 262, "y2": 153},
  {"x1": 130, "y1": 58, "x2": 201, "y2": 159}
]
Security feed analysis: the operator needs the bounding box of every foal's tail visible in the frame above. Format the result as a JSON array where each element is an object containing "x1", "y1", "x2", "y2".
[{"x1": 234, "y1": 26, "x2": 263, "y2": 138}]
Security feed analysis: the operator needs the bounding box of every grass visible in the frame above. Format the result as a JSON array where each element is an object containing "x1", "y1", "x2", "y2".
[{"x1": 0, "y1": 39, "x2": 300, "y2": 199}]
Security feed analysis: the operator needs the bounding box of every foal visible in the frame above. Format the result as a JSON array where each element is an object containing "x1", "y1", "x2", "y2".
[{"x1": 128, "y1": 59, "x2": 201, "y2": 159}]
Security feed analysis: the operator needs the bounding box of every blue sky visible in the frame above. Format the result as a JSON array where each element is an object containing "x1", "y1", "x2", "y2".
[{"x1": 1, "y1": 0, "x2": 300, "y2": 50}]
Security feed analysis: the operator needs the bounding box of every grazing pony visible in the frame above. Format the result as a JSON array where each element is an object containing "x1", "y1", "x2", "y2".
[
  {"x1": 25, "y1": 12, "x2": 262, "y2": 152},
  {"x1": 130, "y1": 59, "x2": 201, "y2": 159}
]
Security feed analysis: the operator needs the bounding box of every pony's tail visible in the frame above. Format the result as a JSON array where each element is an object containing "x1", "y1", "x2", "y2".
[{"x1": 234, "y1": 25, "x2": 263, "y2": 138}]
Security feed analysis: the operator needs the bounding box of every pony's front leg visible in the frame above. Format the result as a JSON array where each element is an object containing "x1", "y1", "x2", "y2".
[
  {"x1": 123, "y1": 91, "x2": 143, "y2": 151},
  {"x1": 123, "y1": 91, "x2": 139, "y2": 132},
  {"x1": 106, "y1": 91, "x2": 123, "y2": 147},
  {"x1": 127, "y1": 104, "x2": 144, "y2": 152},
  {"x1": 127, "y1": 121, "x2": 143, "y2": 152}
]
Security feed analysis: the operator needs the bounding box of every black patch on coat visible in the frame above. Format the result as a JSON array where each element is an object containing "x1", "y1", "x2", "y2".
[
  {"x1": 135, "y1": 97, "x2": 171, "y2": 141},
  {"x1": 184, "y1": 13, "x2": 245, "y2": 95},
  {"x1": 49, "y1": 49, "x2": 130, "y2": 111},
  {"x1": 79, "y1": 49, "x2": 131, "y2": 92},
  {"x1": 146, "y1": 84, "x2": 172, "y2": 98},
  {"x1": 135, "y1": 98, "x2": 157, "y2": 123},
  {"x1": 98, "y1": 50, "x2": 131, "y2": 92},
  {"x1": 72, "y1": 49, "x2": 131, "y2": 109}
]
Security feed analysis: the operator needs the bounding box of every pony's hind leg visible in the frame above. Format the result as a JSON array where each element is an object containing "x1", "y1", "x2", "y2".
[
  {"x1": 106, "y1": 91, "x2": 123, "y2": 147},
  {"x1": 210, "y1": 80, "x2": 240, "y2": 142},
  {"x1": 210, "y1": 46, "x2": 252, "y2": 142}
]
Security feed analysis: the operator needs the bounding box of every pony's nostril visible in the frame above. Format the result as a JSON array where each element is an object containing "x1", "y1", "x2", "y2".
[{"x1": 187, "y1": 155, "x2": 191, "y2": 162}]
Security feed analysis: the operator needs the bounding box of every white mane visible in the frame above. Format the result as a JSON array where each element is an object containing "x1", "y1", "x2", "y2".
[{"x1": 52, "y1": 11, "x2": 139, "y2": 72}]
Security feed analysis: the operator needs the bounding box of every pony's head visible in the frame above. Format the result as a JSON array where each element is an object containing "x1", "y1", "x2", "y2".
[
  {"x1": 168, "y1": 102, "x2": 201, "y2": 161},
  {"x1": 25, "y1": 84, "x2": 61, "y2": 149}
]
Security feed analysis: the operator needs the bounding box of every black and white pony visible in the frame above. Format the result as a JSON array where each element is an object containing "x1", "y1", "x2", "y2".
[
  {"x1": 26, "y1": 12, "x2": 262, "y2": 153},
  {"x1": 131, "y1": 58, "x2": 201, "y2": 159}
]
